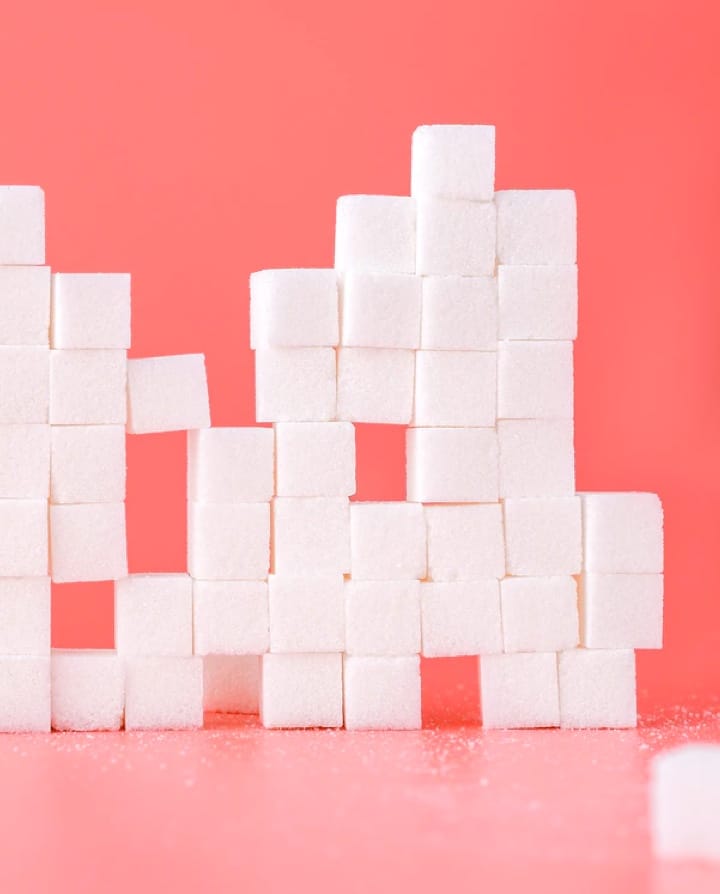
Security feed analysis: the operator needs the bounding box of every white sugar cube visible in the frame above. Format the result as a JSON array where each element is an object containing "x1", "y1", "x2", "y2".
[
  {"x1": 407, "y1": 427, "x2": 499, "y2": 503},
  {"x1": 250, "y1": 268, "x2": 338, "y2": 348},
  {"x1": 50, "y1": 349, "x2": 127, "y2": 425},
  {"x1": 340, "y1": 272, "x2": 422, "y2": 349},
  {"x1": 344, "y1": 655, "x2": 421, "y2": 730},
  {"x1": 582, "y1": 492, "x2": 664, "y2": 573},
  {"x1": 580, "y1": 573, "x2": 663, "y2": 649},
  {"x1": 414, "y1": 350, "x2": 496, "y2": 427},
  {"x1": 337, "y1": 348, "x2": 414, "y2": 424},
  {"x1": 335, "y1": 195, "x2": 415, "y2": 274},
  {"x1": 411, "y1": 125, "x2": 495, "y2": 201},
  {"x1": 345, "y1": 580, "x2": 421, "y2": 655},
  {"x1": 0, "y1": 656, "x2": 50, "y2": 732},
  {"x1": 125, "y1": 656, "x2": 203, "y2": 730},
  {"x1": 0, "y1": 186, "x2": 45, "y2": 265},
  {"x1": 498, "y1": 419, "x2": 575, "y2": 498},
  {"x1": 496, "y1": 190, "x2": 576, "y2": 265},
  {"x1": 273, "y1": 497, "x2": 350, "y2": 575},
  {"x1": 498, "y1": 341, "x2": 573, "y2": 419},
  {"x1": 275, "y1": 422, "x2": 355, "y2": 497},
  {"x1": 127, "y1": 353, "x2": 210, "y2": 433},
  {"x1": 255, "y1": 348, "x2": 336, "y2": 423},
  {"x1": 0, "y1": 577, "x2": 50, "y2": 655},
  {"x1": 51, "y1": 650, "x2": 124, "y2": 731},
  {"x1": 421, "y1": 275, "x2": 497, "y2": 351},
  {"x1": 425, "y1": 503, "x2": 505, "y2": 580},
  {"x1": 504, "y1": 497, "x2": 582, "y2": 576},
  {"x1": 0, "y1": 424, "x2": 50, "y2": 498},
  {"x1": 558, "y1": 648, "x2": 636, "y2": 728},
  {"x1": 480, "y1": 652, "x2": 560, "y2": 729},
  {"x1": 187, "y1": 427, "x2": 274, "y2": 503},
  {"x1": 268, "y1": 574, "x2": 344, "y2": 653},
  {"x1": 50, "y1": 425, "x2": 126, "y2": 503},
  {"x1": 261, "y1": 652, "x2": 343, "y2": 729},
  {"x1": 501, "y1": 576, "x2": 579, "y2": 653},
  {"x1": 203, "y1": 655, "x2": 260, "y2": 713},
  {"x1": 193, "y1": 580, "x2": 269, "y2": 654},
  {"x1": 187, "y1": 502, "x2": 270, "y2": 581},
  {"x1": 0, "y1": 266, "x2": 50, "y2": 345},
  {"x1": 115, "y1": 573, "x2": 193, "y2": 656},
  {"x1": 50, "y1": 503, "x2": 127, "y2": 582},
  {"x1": 51, "y1": 273, "x2": 131, "y2": 349},
  {"x1": 0, "y1": 499, "x2": 48, "y2": 576},
  {"x1": 416, "y1": 198, "x2": 496, "y2": 276},
  {"x1": 350, "y1": 501, "x2": 426, "y2": 580},
  {"x1": 421, "y1": 580, "x2": 502, "y2": 657},
  {"x1": 498, "y1": 265, "x2": 578, "y2": 340},
  {"x1": 0, "y1": 346, "x2": 49, "y2": 423}
]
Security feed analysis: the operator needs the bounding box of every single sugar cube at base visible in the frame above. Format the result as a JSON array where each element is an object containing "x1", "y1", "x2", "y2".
[
  {"x1": 414, "y1": 350, "x2": 496, "y2": 427},
  {"x1": 344, "y1": 580, "x2": 421, "y2": 656},
  {"x1": 115, "y1": 574, "x2": 193, "y2": 656},
  {"x1": 203, "y1": 655, "x2": 260, "y2": 713},
  {"x1": 261, "y1": 652, "x2": 343, "y2": 729},
  {"x1": 350, "y1": 501, "x2": 426, "y2": 580},
  {"x1": 51, "y1": 273, "x2": 131, "y2": 349},
  {"x1": 50, "y1": 425, "x2": 126, "y2": 503},
  {"x1": 495, "y1": 190, "x2": 576, "y2": 265},
  {"x1": 340, "y1": 272, "x2": 422, "y2": 349},
  {"x1": 273, "y1": 497, "x2": 350, "y2": 574},
  {"x1": 498, "y1": 419, "x2": 575, "y2": 498},
  {"x1": 334, "y1": 195, "x2": 416, "y2": 274},
  {"x1": 411, "y1": 124, "x2": 495, "y2": 202},
  {"x1": 480, "y1": 652, "x2": 560, "y2": 729},
  {"x1": 0, "y1": 266, "x2": 50, "y2": 345},
  {"x1": 0, "y1": 347, "x2": 49, "y2": 423},
  {"x1": 50, "y1": 349, "x2": 127, "y2": 425},
  {"x1": 0, "y1": 577, "x2": 50, "y2": 655},
  {"x1": 127, "y1": 354, "x2": 210, "y2": 433},
  {"x1": 0, "y1": 655, "x2": 50, "y2": 732},
  {"x1": 498, "y1": 341, "x2": 574, "y2": 419},
  {"x1": 558, "y1": 648, "x2": 636, "y2": 728},
  {"x1": 337, "y1": 348, "x2": 415, "y2": 424},
  {"x1": 416, "y1": 198, "x2": 496, "y2": 276},
  {"x1": 51, "y1": 650, "x2": 124, "y2": 731},
  {"x1": 193, "y1": 580, "x2": 269, "y2": 655},
  {"x1": 187, "y1": 427, "x2": 274, "y2": 503},
  {"x1": 582, "y1": 492, "x2": 664, "y2": 573},
  {"x1": 421, "y1": 275, "x2": 497, "y2": 351},
  {"x1": 50, "y1": 503, "x2": 127, "y2": 582},
  {"x1": 250, "y1": 268, "x2": 338, "y2": 348},
  {"x1": 501, "y1": 576, "x2": 579, "y2": 653},
  {"x1": 275, "y1": 422, "x2": 355, "y2": 498},
  {"x1": 504, "y1": 497, "x2": 582, "y2": 576},
  {"x1": 0, "y1": 424, "x2": 50, "y2": 499},
  {"x1": 0, "y1": 186, "x2": 45, "y2": 265},
  {"x1": 498, "y1": 265, "x2": 578, "y2": 341},
  {"x1": 421, "y1": 580, "x2": 502, "y2": 657},
  {"x1": 255, "y1": 348, "x2": 336, "y2": 423},
  {"x1": 0, "y1": 499, "x2": 48, "y2": 576},
  {"x1": 425, "y1": 504, "x2": 505, "y2": 580},
  {"x1": 268, "y1": 574, "x2": 344, "y2": 653},
  {"x1": 580, "y1": 573, "x2": 663, "y2": 649},
  {"x1": 187, "y1": 502, "x2": 270, "y2": 581},
  {"x1": 343, "y1": 655, "x2": 421, "y2": 730},
  {"x1": 407, "y1": 428, "x2": 499, "y2": 503},
  {"x1": 124, "y1": 656, "x2": 203, "y2": 730}
]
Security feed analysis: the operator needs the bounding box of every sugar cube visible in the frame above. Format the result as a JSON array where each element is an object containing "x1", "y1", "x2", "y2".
[
  {"x1": 193, "y1": 579, "x2": 269, "y2": 654},
  {"x1": 414, "y1": 350, "x2": 496, "y2": 427},
  {"x1": 0, "y1": 424, "x2": 50, "y2": 498},
  {"x1": 187, "y1": 502, "x2": 270, "y2": 580},
  {"x1": 425, "y1": 503, "x2": 505, "y2": 580},
  {"x1": 0, "y1": 186, "x2": 45, "y2": 265},
  {"x1": 498, "y1": 341, "x2": 573, "y2": 419},
  {"x1": 0, "y1": 347, "x2": 49, "y2": 423},
  {"x1": 350, "y1": 502, "x2": 426, "y2": 580},
  {"x1": 340, "y1": 272, "x2": 422, "y2": 349},
  {"x1": 255, "y1": 347, "x2": 336, "y2": 423},
  {"x1": 275, "y1": 422, "x2": 355, "y2": 497},
  {"x1": 0, "y1": 655, "x2": 50, "y2": 732},
  {"x1": 501, "y1": 576, "x2": 579, "y2": 653},
  {"x1": 0, "y1": 499, "x2": 48, "y2": 576},
  {"x1": 250, "y1": 268, "x2": 338, "y2": 348},
  {"x1": 0, "y1": 266, "x2": 50, "y2": 345},
  {"x1": 345, "y1": 580, "x2": 421, "y2": 655},
  {"x1": 50, "y1": 503, "x2": 127, "y2": 582},
  {"x1": 496, "y1": 190, "x2": 576, "y2": 265},
  {"x1": 50, "y1": 349, "x2": 127, "y2": 425},
  {"x1": 580, "y1": 573, "x2": 663, "y2": 649},
  {"x1": 420, "y1": 275, "x2": 497, "y2": 351},
  {"x1": 268, "y1": 574, "x2": 344, "y2": 652},
  {"x1": 407, "y1": 427, "x2": 499, "y2": 503},
  {"x1": 50, "y1": 425, "x2": 126, "y2": 504},
  {"x1": 261, "y1": 652, "x2": 343, "y2": 729},
  {"x1": 416, "y1": 198, "x2": 496, "y2": 276},
  {"x1": 411, "y1": 124, "x2": 495, "y2": 201},
  {"x1": 343, "y1": 655, "x2": 421, "y2": 730},
  {"x1": 337, "y1": 348, "x2": 414, "y2": 424},
  {"x1": 115, "y1": 573, "x2": 193, "y2": 656},
  {"x1": 203, "y1": 655, "x2": 260, "y2": 713},
  {"x1": 51, "y1": 650, "x2": 124, "y2": 731},
  {"x1": 187, "y1": 427, "x2": 274, "y2": 503},
  {"x1": 51, "y1": 273, "x2": 131, "y2": 349},
  {"x1": 480, "y1": 652, "x2": 560, "y2": 729},
  {"x1": 421, "y1": 580, "x2": 502, "y2": 657},
  {"x1": 127, "y1": 354, "x2": 210, "y2": 433},
  {"x1": 498, "y1": 265, "x2": 578, "y2": 340},
  {"x1": 124, "y1": 656, "x2": 203, "y2": 730},
  {"x1": 0, "y1": 577, "x2": 50, "y2": 655},
  {"x1": 504, "y1": 497, "x2": 582, "y2": 576},
  {"x1": 582, "y1": 492, "x2": 664, "y2": 573},
  {"x1": 558, "y1": 648, "x2": 636, "y2": 728},
  {"x1": 498, "y1": 419, "x2": 575, "y2": 498},
  {"x1": 273, "y1": 497, "x2": 350, "y2": 574},
  {"x1": 335, "y1": 195, "x2": 415, "y2": 274}
]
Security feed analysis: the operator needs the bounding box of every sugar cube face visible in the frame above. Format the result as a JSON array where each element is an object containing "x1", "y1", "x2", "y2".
[
  {"x1": 0, "y1": 656, "x2": 51, "y2": 732},
  {"x1": 255, "y1": 348, "x2": 336, "y2": 423},
  {"x1": 50, "y1": 349, "x2": 127, "y2": 425},
  {"x1": 425, "y1": 504, "x2": 505, "y2": 580},
  {"x1": 496, "y1": 190, "x2": 577, "y2": 265},
  {"x1": 51, "y1": 273, "x2": 131, "y2": 349},
  {"x1": 0, "y1": 577, "x2": 50, "y2": 655},
  {"x1": 193, "y1": 580, "x2": 269, "y2": 655},
  {"x1": 335, "y1": 195, "x2": 416, "y2": 274},
  {"x1": 261, "y1": 652, "x2": 343, "y2": 729},
  {"x1": 187, "y1": 502, "x2": 270, "y2": 581},
  {"x1": 416, "y1": 198, "x2": 496, "y2": 276},
  {"x1": 504, "y1": 497, "x2": 582, "y2": 576},
  {"x1": 268, "y1": 574, "x2": 344, "y2": 653},
  {"x1": 0, "y1": 499, "x2": 48, "y2": 576},
  {"x1": 273, "y1": 498, "x2": 350, "y2": 575},
  {"x1": 498, "y1": 341, "x2": 574, "y2": 419},
  {"x1": 501, "y1": 576, "x2": 579, "y2": 653},
  {"x1": 51, "y1": 650, "x2": 124, "y2": 731},
  {"x1": 558, "y1": 648, "x2": 636, "y2": 728},
  {"x1": 580, "y1": 573, "x2": 663, "y2": 649},
  {"x1": 0, "y1": 424, "x2": 50, "y2": 498},
  {"x1": 344, "y1": 655, "x2": 421, "y2": 730},
  {"x1": 345, "y1": 580, "x2": 421, "y2": 656},
  {"x1": 480, "y1": 652, "x2": 560, "y2": 729},
  {"x1": 50, "y1": 503, "x2": 127, "y2": 583},
  {"x1": 50, "y1": 425, "x2": 126, "y2": 504},
  {"x1": 350, "y1": 502, "x2": 426, "y2": 580},
  {"x1": 203, "y1": 655, "x2": 260, "y2": 713},
  {"x1": 421, "y1": 275, "x2": 497, "y2": 351},
  {"x1": 275, "y1": 422, "x2": 355, "y2": 498},
  {"x1": 421, "y1": 580, "x2": 502, "y2": 657},
  {"x1": 582, "y1": 492, "x2": 664, "y2": 573},
  {"x1": 411, "y1": 124, "x2": 495, "y2": 202},
  {"x1": 124, "y1": 656, "x2": 203, "y2": 731},
  {"x1": 407, "y1": 427, "x2": 499, "y2": 503},
  {"x1": 650, "y1": 745, "x2": 720, "y2": 861},
  {"x1": 115, "y1": 574, "x2": 193, "y2": 656},
  {"x1": 127, "y1": 354, "x2": 209, "y2": 434},
  {"x1": 250, "y1": 268, "x2": 338, "y2": 348},
  {"x1": 0, "y1": 266, "x2": 50, "y2": 345},
  {"x1": 340, "y1": 273, "x2": 422, "y2": 349},
  {"x1": 0, "y1": 186, "x2": 45, "y2": 265},
  {"x1": 498, "y1": 419, "x2": 575, "y2": 498},
  {"x1": 0, "y1": 347, "x2": 49, "y2": 423},
  {"x1": 414, "y1": 350, "x2": 496, "y2": 427},
  {"x1": 498, "y1": 265, "x2": 578, "y2": 340},
  {"x1": 187, "y1": 427, "x2": 274, "y2": 503},
  {"x1": 337, "y1": 348, "x2": 415, "y2": 424}
]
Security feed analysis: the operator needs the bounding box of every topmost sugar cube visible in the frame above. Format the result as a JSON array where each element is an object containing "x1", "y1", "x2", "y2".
[
  {"x1": 0, "y1": 186, "x2": 45, "y2": 265},
  {"x1": 51, "y1": 273, "x2": 131, "y2": 349},
  {"x1": 335, "y1": 196, "x2": 415, "y2": 274},
  {"x1": 496, "y1": 190, "x2": 576, "y2": 265},
  {"x1": 250, "y1": 269, "x2": 338, "y2": 348},
  {"x1": 411, "y1": 125, "x2": 495, "y2": 201}
]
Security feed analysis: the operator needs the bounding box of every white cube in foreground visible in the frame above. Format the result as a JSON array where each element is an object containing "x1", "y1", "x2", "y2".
[
  {"x1": 51, "y1": 650, "x2": 124, "y2": 731},
  {"x1": 344, "y1": 655, "x2": 421, "y2": 730},
  {"x1": 127, "y1": 354, "x2": 210, "y2": 433},
  {"x1": 125, "y1": 656, "x2": 203, "y2": 730},
  {"x1": 261, "y1": 652, "x2": 343, "y2": 729}
]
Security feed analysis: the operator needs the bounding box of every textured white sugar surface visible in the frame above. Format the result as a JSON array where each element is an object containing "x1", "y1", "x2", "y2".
[
  {"x1": 421, "y1": 580, "x2": 502, "y2": 657},
  {"x1": 0, "y1": 424, "x2": 50, "y2": 498},
  {"x1": 255, "y1": 347, "x2": 336, "y2": 423},
  {"x1": 501, "y1": 576, "x2": 579, "y2": 653},
  {"x1": 407, "y1": 427, "x2": 499, "y2": 503},
  {"x1": 344, "y1": 655, "x2": 421, "y2": 731},
  {"x1": 275, "y1": 422, "x2": 355, "y2": 498},
  {"x1": 0, "y1": 186, "x2": 45, "y2": 265},
  {"x1": 50, "y1": 349, "x2": 127, "y2": 425},
  {"x1": 345, "y1": 580, "x2": 421, "y2": 656},
  {"x1": 273, "y1": 497, "x2": 350, "y2": 575},
  {"x1": 496, "y1": 190, "x2": 576, "y2": 265},
  {"x1": 341, "y1": 272, "x2": 422, "y2": 349},
  {"x1": 0, "y1": 656, "x2": 51, "y2": 733},
  {"x1": 425, "y1": 503, "x2": 505, "y2": 580},
  {"x1": 115, "y1": 574, "x2": 193, "y2": 656},
  {"x1": 124, "y1": 656, "x2": 203, "y2": 731},
  {"x1": 414, "y1": 350, "x2": 496, "y2": 427},
  {"x1": 51, "y1": 650, "x2": 124, "y2": 732},
  {"x1": 480, "y1": 652, "x2": 560, "y2": 729},
  {"x1": 0, "y1": 266, "x2": 50, "y2": 345},
  {"x1": 650, "y1": 745, "x2": 720, "y2": 861},
  {"x1": 337, "y1": 347, "x2": 415, "y2": 424},
  {"x1": 51, "y1": 273, "x2": 131, "y2": 349},
  {"x1": 187, "y1": 502, "x2": 270, "y2": 581},
  {"x1": 504, "y1": 497, "x2": 582, "y2": 576},
  {"x1": 498, "y1": 340, "x2": 574, "y2": 419},
  {"x1": 203, "y1": 655, "x2": 260, "y2": 713},
  {"x1": 582, "y1": 492, "x2": 664, "y2": 573},
  {"x1": 0, "y1": 499, "x2": 48, "y2": 577},
  {"x1": 498, "y1": 265, "x2": 578, "y2": 341},
  {"x1": 411, "y1": 124, "x2": 495, "y2": 202},
  {"x1": 350, "y1": 501, "x2": 426, "y2": 580},
  {"x1": 187, "y1": 427, "x2": 274, "y2": 503},
  {"x1": 0, "y1": 347, "x2": 49, "y2": 423},
  {"x1": 335, "y1": 195, "x2": 416, "y2": 274},
  {"x1": 261, "y1": 652, "x2": 343, "y2": 729},
  {"x1": 50, "y1": 425, "x2": 126, "y2": 504},
  {"x1": 580, "y1": 573, "x2": 663, "y2": 649},
  {"x1": 50, "y1": 503, "x2": 127, "y2": 583},
  {"x1": 558, "y1": 648, "x2": 636, "y2": 729},
  {"x1": 127, "y1": 353, "x2": 209, "y2": 434},
  {"x1": 268, "y1": 574, "x2": 344, "y2": 653},
  {"x1": 0, "y1": 577, "x2": 51, "y2": 655},
  {"x1": 193, "y1": 580, "x2": 269, "y2": 655},
  {"x1": 421, "y1": 275, "x2": 497, "y2": 351},
  {"x1": 498, "y1": 419, "x2": 575, "y2": 498},
  {"x1": 250, "y1": 268, "x2": 338, "y2": 349},
  {"x1": 416, "y1": 198, "x2": 496, "y2": 276}
]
